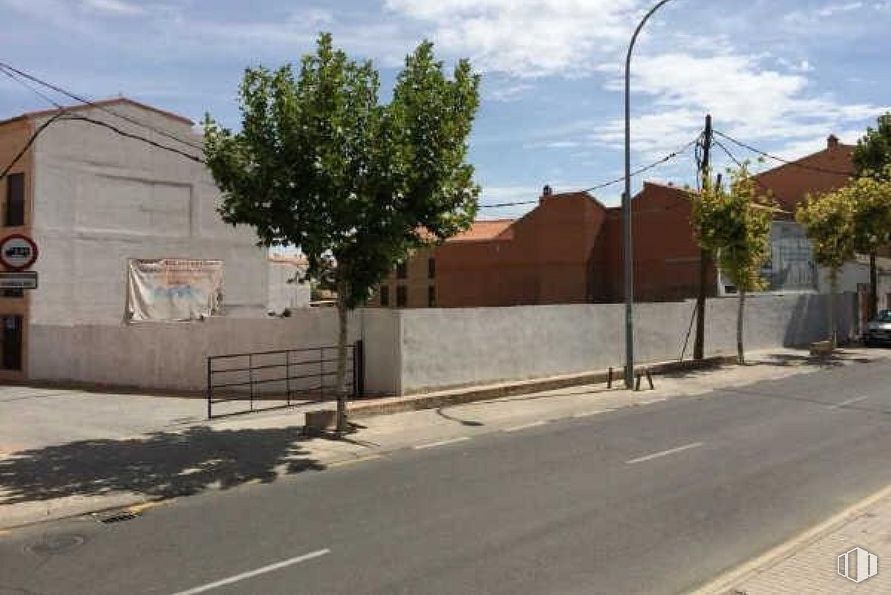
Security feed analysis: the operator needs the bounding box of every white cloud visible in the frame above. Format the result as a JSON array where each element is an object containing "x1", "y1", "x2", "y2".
[
  {"x1": 591, "y1": 50, "x2": 890, "y2": 160},
  {"x1": 81, "y1": 0, "x2": 144, "y2": 16},
  {"x1": 385, "y1": 0, "x2": 639, "y2": 77},
  {"x1": 487, "y1": 82, "x2": 533, "y2": 103},
  {"x1": 816, "y1": 1, "x2": 863, "y2": 17}
]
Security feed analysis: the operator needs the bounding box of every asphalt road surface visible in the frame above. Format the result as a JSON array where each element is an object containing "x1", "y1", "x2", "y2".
[{"x1": 2, "y1": 359, "x2": 890, "y2": 594}]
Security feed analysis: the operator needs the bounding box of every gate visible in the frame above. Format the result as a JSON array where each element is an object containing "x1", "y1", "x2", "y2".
[{"x1": 206, "y1": 341, "x2": 364, "y2": 418}]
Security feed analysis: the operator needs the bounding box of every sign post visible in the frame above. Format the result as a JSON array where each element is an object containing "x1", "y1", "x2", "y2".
[{"x1": 0, "y1": 233, "x2": 39, "y2": 290}]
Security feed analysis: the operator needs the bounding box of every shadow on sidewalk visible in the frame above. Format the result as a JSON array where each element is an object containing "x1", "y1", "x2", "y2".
[{"x1": 0, "y1": 425, "x2": 324, "y2": 505}]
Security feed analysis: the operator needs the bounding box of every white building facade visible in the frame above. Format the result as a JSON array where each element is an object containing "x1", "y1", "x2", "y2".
[{"x1": 0, "y1": 98, "x2": 269, "y2": 383}]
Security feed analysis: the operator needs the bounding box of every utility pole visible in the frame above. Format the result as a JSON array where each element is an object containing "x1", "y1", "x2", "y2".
[{"x1": 693, "y1": 114, "x2": 712, "y2": 361}]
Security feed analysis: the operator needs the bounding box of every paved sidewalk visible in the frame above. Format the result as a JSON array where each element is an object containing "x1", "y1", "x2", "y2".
[
  {"x1": 0, "y1": 347, "x2": 888, "y2": 529},
  {"x1": 699, "y1": 484, "x2": 891, "y2": 594}
]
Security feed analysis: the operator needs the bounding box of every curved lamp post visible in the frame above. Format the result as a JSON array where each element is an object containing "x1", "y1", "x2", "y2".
[{"x1": 623, "y1": 0, "x2": 677, "y2": 388}]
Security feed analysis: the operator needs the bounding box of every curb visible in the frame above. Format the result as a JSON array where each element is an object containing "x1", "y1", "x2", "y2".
[
  {"x1": 692, "y1": 482, "x2": 891, "y2": 594},
  {"x1": 347, "y1": 355, "x2": 735, "y2": 419}
]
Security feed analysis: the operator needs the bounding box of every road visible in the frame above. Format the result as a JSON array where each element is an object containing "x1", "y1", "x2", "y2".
[{"x1": 1, "y1": 359, "x2": 890, "y2": 594}]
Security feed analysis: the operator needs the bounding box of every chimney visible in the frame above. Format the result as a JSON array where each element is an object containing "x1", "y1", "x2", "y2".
[
  {"x1": 827, "y1": 134, "x2": 839, "y2": 149},
  {"x1": 540, "y1": 184, "x2": 553, "y2": 205}
]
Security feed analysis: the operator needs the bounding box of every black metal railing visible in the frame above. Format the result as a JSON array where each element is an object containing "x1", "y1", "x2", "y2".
[{"x1": 206, "y1": 341, "x2": 364, "y2": 419}]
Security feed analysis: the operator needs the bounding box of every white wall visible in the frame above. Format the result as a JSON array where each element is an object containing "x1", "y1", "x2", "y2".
[
  {"x1": 267, "y1": 261, "x2": 311, "y2": 314},
  {"x1": 396, "y1": 293, "x2": 856, "y2": 394},
  {"x1": 29, "y1": 103, "x2": 268, "y2": 326}
]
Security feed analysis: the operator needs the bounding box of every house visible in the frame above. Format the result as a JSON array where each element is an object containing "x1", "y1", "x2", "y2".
[
  {"x1": 370, "y1": 187, "x2": 608, "y2": 308},
  {"x1": 0, "y1": 98, "x2": 270, "y2": 382},
  {"x1": 371, "y1": 134, "x2": 891, "y2": 312}
]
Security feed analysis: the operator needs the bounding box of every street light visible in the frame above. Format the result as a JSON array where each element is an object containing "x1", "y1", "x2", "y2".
[{"x1": 623, "y1": 0, "x2": 677, "y2": 388}]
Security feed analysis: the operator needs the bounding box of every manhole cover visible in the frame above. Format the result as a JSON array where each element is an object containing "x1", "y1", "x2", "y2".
[{"x1": 27, "y1": 534, "x2": 85, "y2": 555}]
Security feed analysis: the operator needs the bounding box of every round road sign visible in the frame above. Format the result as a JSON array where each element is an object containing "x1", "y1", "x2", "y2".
[{"x1": 0, "y1": 234, "x2": 38, "y2": 271}]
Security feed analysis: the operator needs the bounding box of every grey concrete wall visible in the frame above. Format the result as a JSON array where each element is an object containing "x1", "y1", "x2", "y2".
[
  {"x1": 396, "y1": 293, "x2": 856, "y2": 394},
  {"x1": 29, "y1": 308, "x2": 362, "y2": 392},
  {"x1": 27, "y1": 293, "x2": 855, "y2": 396}
]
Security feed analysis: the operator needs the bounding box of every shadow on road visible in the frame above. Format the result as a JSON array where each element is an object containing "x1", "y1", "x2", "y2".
[{"x1": 0, "y1": 425, "x2": 324, "y2": 505}]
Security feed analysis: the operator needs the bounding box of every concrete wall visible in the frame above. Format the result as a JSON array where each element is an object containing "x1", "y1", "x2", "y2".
[
  {"x1": 29, "y1": 103, "x2": 269, "y2": 326},
  {"x1": 29, "y1": 308, "x2": 363, "y2": 392},
  {"x1": 267, "y1": 261, "x2": 311, "y2": 314},
  {"x1": 27, "y1": 293, "x2": 855, "y2": 397},
  {"x1": 396, "y1": 292, "x2": 856, "y2": 394}
]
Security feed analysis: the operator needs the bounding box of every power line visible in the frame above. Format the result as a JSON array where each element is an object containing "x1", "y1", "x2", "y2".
[
  {"x1": 0, "y1": 112, "x2": 204, "y2": 181},
  {"x1": 0, "y1": 62, "x2": 205, "y2": 151},
  {"x1": 0, "y1": 67, "x2": 63, "y2": 108},
  {"x1": 713, "y1": 129, "x2": 853, "y2": 177},
  {"x1": 0, "y1": 113, "x2": 65, "y2": 181},
  {"x1": 478, "y1": 135, "x2": 701, "y2": 209}
]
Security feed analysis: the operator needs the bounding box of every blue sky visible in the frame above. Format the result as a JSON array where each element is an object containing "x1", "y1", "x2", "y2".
[{"x1": 1, "y1": 0, "x2": 890, "y2": 218}]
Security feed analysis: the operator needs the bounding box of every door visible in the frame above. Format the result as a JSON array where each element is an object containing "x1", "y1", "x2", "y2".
[{"x1": 1, "y1": 315, "x2": 23, "y2": 370}]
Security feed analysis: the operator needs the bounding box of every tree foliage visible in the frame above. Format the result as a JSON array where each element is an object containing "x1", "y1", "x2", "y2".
[
  {"x1": 853, "y1": 113, "x2": 891, "y2": 179},
  {"x1": 203, "y1": 33, "x2": 481, "y2": 431},
  {"x1": 691, "y1": 164, "x2": 774, "y2": 293},
  {"x1": 847, "y1": 167, "x2": 891, "y2": 257},
  {"x1": 204, "y1": 33, "x2": 480, "y2": 307},
  {"x1": 691, "y1": 164, "x2": 774, "y2": 364}
]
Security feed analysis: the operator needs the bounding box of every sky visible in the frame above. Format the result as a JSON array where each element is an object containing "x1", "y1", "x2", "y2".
[{"x1": 1, "y1": 0, "x2": 890, "y2": 218}]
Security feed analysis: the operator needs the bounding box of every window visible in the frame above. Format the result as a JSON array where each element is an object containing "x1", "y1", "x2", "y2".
[
  {"x1": 5, "y1": 173, "x2": 24, "y2": 227},
  {"x1": 428, "y1": 285, "x2": 436, "y2": 307},
  {"x1": 396, "y1": 261, "x2": 407, "y2": 279},
  {"x1": 428, "y1": 258, "x2": 436, "y2": 279},
  {"x1": 396, "y1": 285, "x2": 407, "y2": 307},
  {"x1": 380, "y1": 285, "x2": 389, "y2": 307}
]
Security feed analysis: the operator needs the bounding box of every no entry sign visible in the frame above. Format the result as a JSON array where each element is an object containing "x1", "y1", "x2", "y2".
[{"x1": 0, "y1": 234, "x2": 38, "y2": 271}]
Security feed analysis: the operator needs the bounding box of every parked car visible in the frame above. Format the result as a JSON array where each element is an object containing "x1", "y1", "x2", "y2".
[{"x1": 864, "y1": 309, "x2": 891, "y2": 346}]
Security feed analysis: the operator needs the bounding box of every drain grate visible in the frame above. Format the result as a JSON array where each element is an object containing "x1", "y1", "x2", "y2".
[{"x1": 93, "y1": 510, "x2": 139, "y2": 524}]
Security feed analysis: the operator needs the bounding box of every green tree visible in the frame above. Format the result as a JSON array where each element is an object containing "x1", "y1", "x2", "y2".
[
  {"x1": 848, "y1": 169, "x2": 891, "y2": 320},
  {"x1": 204, "y1": 33, "x2": 481, "y2": 432},
  {"x1": 853, "y1": 114, "x2": 891, "y2": 180},
  {"x1": 691, "y1": 164, "x2": 774, "y2": 364},
  {"x1": 853, "y1": 115, "x2": 891, "y2": 317},
  {"x1": 796, "y1": 189, "x2": 857, "y2": 347}
]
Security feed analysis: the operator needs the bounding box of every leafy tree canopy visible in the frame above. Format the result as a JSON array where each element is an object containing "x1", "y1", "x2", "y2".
[
  {"x1": 203, "y1": 33, "x2": 481, "y2": 308},
  {"x1": 853, "y1": 113, "x2": 891, "y2": 179}
]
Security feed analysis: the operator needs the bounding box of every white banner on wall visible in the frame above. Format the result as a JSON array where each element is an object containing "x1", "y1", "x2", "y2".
[{"x1": 127, "y1": 258, "x2": 223, "y2": 322}]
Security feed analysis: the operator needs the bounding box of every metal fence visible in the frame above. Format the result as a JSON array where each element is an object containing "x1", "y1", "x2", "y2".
[{"x1": 206, "y1": 341, "x2": 364, "y2": 419}]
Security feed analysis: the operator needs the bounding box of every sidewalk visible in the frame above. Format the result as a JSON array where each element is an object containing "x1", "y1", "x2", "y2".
[
  {"x1": 699, "y1": 484, "x2": 891, "y2": 594},
  {"x1": 0, "y1": 347, "x2": 888, "y2": 529}
]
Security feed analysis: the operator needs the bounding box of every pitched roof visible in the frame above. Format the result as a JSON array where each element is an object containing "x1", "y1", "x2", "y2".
[
  {"x1": 448, "y1": 218, "x2": 515, "y2": 242},
  {"x1": 0, "y1": 97, "x2": 194, "y2": 127}
]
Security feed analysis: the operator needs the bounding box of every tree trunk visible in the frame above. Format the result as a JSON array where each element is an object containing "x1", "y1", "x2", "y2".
[
  {"x1": 869, "y1": 251, "x2": 878, "y2": 322},
  {"x1": 829, "y1": 268, "x2": 838, "y2": 349},
  {"x1": 335, "y1": 279, "x2": 349, "y2": 435},
  {"x1": 737, "y1": 288, "x2": 746, "y2": 365}
]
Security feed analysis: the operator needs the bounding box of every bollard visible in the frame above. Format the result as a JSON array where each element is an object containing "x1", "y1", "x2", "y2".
[
  {"x1": 607, "y1": 367, "x2": 613, "y2": 389},
  {"x1": 634, "y1": 372, "x2": 642, "y2": 391},
  {"x1": 646, "y1": 368, "x2": 654, "y2": 390}
]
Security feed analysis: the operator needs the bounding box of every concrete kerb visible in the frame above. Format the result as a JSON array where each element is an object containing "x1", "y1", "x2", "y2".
[{"x1": 345, "y1": 355, "x2": 736, "y2": 420}]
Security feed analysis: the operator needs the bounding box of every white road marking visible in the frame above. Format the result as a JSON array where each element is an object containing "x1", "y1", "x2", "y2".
[
  {"x1": 831, "y1": 395, "x2": 870, "y2": 409},
  {"x1": 503, "y1": 421, "x2": 547, "y2": 432},
  {"x1": 414, "y1": 436, "x2": 470, "y2": 450},
  {"x1": 172, "y1": 548, "x2": 330, "y2": 595},
  {"x1": 625, "y1": 442, "x2": 704, "y2": 465}
]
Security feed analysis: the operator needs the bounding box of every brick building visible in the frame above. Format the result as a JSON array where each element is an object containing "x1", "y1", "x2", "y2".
[{"x1": 370, "y1": 135, "x2": 866, "y2": 309}]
